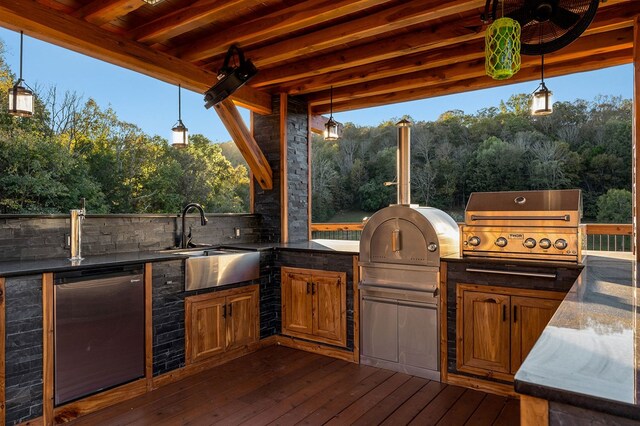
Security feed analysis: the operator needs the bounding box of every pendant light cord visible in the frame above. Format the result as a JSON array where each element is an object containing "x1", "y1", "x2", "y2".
[
  {"x1": 178, "y1": 84, "x2": 182, "y2": 122},
  {"x1": 330, "y1": 86, "x2": 333, "y2": 118},
  {"x1": 541, "y1": 53, "x2": 545, "y2": 84},
  {"x1": 18, "y1": 31, "x2": 24, "y2": 82}
]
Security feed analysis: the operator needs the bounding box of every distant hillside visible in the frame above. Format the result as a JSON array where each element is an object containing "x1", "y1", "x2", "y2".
[{"x1": 219, "y1": 141, "x2": 248, "y2": 168}]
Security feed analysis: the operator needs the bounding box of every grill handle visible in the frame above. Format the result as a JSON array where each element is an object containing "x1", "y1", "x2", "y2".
[
  {"x1": 470, "y1": 214, "x2": 571, "y2": 222},
  {"x1": 465, "y1": 267, "x2": 556, "y2": 279}
]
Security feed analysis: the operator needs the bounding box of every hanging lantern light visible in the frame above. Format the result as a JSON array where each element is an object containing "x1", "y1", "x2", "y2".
[
  {"x1": 531, "y1": 53, "x2": 553, "y2": 116},
  {"x1": 485, "y1": 17, "x2": 521, "y2": 80},
  {"x1": 172, "y1": 84, "x2": 189, "y2": 148},
  {"x1": 324, "y1": 86, "x2": 339, "y2": 141},
  {"x1": 7, "y1": 31, "x2": 34, "y2": 118}
]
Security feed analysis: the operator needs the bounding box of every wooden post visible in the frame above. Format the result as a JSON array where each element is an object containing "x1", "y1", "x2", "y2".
[
  {"x1": 0, "y1": 278, "x2": 4, "y2": 426},
  {"x1": 634, "y1": 17, "x2": 640, "y2": 260},
  {"x1": 42, "y1": 273, "x2": 54, "y2": 426},
  {"x1": 520, "y1": 395, "x2": 549, "y2": 426},
  {"x1": 280, "y1": 93, "x2": 289, "y2": 243},
  {"x1": 308, "y1": 104, "x2": 314, "y2": 240}
]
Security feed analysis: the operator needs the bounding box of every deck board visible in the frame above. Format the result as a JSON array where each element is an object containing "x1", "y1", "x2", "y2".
[{"x1": 68, "y1": 346, "x2": 520, "y2": 426}]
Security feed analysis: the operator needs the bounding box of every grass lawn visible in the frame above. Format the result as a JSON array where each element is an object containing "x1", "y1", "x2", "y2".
[{"x1": 325, "y1": 210, "x2": 373, "y2": 223}]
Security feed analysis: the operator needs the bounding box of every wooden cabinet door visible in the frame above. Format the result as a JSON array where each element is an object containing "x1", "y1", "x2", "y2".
[
  {"x1": 312, "y1": 272, "x2": 346, "y2": 346},
  {"x1": 226, "y1": 287, "x2": 259, "y2": 351},
  {"x1": 281, "y1": 270, "x2": 313, "y2": 337},
  {"x1": 511, "y1": 296, "x2": 561, "y2": 373},
  {"x1": 459, "y1": 290, "x2": 511, "y2": 376},
  {"x1": 186, "y1": 295, "x2": 226, "y2": 364}
]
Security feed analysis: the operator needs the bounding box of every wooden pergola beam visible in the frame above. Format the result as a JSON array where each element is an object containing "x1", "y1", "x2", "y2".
[
  {"x1": 250, "y1": 1, "x2": 640, "y2": 88},
  {"x1": 0, "y1": 0, "x2": 272, "y2": 115},
  {"x1": 215, "y1": 99, "x2": 273, "y2": 190},
  {"x1": 73, "y1": 0, "x2": 143, "y2": 26},
  {"x1": 314, "y1": 49, "x2": 632, "y2": 114},
  {"x1": 133, "y1": 0, "x2": 250, "y2": 44},
  {"x1": 308, "y1": 28, "x2": 634, "y2": 107},
  {"x1": 226, "y1": 0, "x2": 485, "y2": 68},
  {"x1": 176, "y1": 0, "x2": 389, "y2": 63}
]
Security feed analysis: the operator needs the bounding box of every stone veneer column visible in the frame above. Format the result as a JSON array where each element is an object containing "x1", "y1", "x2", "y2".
[{"x1": 252, "y1": 95, "x2": 309, "y2": 243}]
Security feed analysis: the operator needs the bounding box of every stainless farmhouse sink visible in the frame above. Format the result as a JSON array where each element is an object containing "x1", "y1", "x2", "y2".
[{"x1": 170, "y1": 247, "x2": 260, "y2": 291}]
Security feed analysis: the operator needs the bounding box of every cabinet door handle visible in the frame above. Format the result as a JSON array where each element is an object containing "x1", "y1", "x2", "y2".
[
  {"x1": 307, "y1": 282, "x2": 311, "y2": 294},
  {"x1": 222, "y1": 304, "x2": 226, "y2": 318},
  {"x1": 229, "y1": 303, "x2": 233, "y2": 317},
  {"x1": 513, "y1": 306, "x2": 517, "y2": 322},
  {"x1": 312, "y1": 282, "x2": 316, "y2": 295},
  {"x1": 503, "y1": 305, "x2": 507, "y2": 322},
  {"x1": 485, "y1": 298, "x2": 497, "y2": 304}
]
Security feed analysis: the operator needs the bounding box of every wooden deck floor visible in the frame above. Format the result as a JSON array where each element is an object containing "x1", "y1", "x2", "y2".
[{"x1": 69, "y1": 346, "x2": 520, "y2": 426}]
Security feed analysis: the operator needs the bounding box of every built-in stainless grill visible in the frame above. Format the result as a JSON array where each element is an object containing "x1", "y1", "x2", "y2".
[
  {"x1": 461, "y1": 189, "x2": 585, "y2": 262},
  {"x1": 358, "y1": 120, "x2": 459, "y2": 380}
]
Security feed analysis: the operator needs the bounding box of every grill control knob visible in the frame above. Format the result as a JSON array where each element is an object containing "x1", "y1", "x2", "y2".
[
  {"x1": 523, "y1": 238, "x2": 536, "y2": 249},
  {"x1": 495, "y1": 237, "x2": 508, "y2": 248},
  {"x1": 539, "y1": 238, "x2": 552, "y2": 249},
  {"x1": 427, "y1": 243, "x2": 438, "y2": 252},
  {"x1": 554, "y1": 239, "x2": 568, "y2": 250},
  {"x1": 468, "y1": 236, "x2": 481, "y2": 246}
]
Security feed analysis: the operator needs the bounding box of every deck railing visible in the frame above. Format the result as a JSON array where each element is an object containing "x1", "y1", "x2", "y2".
[{"x1": 311, "y1": 223, "x2": 633, "y2": 252}]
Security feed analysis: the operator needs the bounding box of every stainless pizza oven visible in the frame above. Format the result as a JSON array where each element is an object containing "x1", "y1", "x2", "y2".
[{"x1": 358, "y1": 119, "x2": 459, "y2": 380}]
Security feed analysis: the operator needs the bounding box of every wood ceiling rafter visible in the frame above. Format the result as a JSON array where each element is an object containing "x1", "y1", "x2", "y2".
[
  {"x1": 315, "y1": 49, "x2": 633, "y2": 114},
  {"x1": 175, "y1": 0, "x2": 392, "y2": 63},
  {"x1": 243, "y1": 0, "x2": 486, "y2": 68},
  {"x1": 308, "y1": 27, "x2": 634, "y2": 108},
  {"x1": 132, "y1": 0, "x2": 255, "y2": 44},
  {"x1": 0, "y1": 0, "x2": 271, "y2": 114},
  {"x1": 251, "y1": 0, "x2": 638, "y2": 89},
  {"x1": 73, "y1": 0, "x2": 144, "y2": 26}
]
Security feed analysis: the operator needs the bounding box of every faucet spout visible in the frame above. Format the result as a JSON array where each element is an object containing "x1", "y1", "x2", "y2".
[{"x1": 181, "y1": 203, "x2": 208, "y2": 249}]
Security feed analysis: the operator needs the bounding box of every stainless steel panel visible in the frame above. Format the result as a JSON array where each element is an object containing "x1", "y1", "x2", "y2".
[
  {"x1": 359, "y1": 205, "x2": 459, "y2": 267},
  {"x1": 465, "y1": 189, "x2": 581, "y2": 213},
  {"x1": 359, "y1": 283, "x2": 438, "y2": 305},
  {"x1": 184, "y1": 249, "x2": 260, "y2": 291},
  {"x1": 360, "y1": 263, "x2": 439, "y2": 292},
  {"x1": 361, "y1": 296, "x2": 398, "y2": 363},
  {"x1": 398, "y1": 301, "x2": 438, "y2": 371},
  {"x1": 54, "y1": 269, "x2": 144, "y2": 406}
]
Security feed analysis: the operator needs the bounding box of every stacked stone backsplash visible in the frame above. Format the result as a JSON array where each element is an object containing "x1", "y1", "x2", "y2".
[{"x1": 0, "y1": 213, "x2": 263, "y2": 261}]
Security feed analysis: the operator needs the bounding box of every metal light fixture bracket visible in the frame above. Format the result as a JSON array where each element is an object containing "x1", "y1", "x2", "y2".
[
  {"x1": 7, "y1": 31, "x2": 34, "y2": 118},
  {"x1": 324, "y1": 86, "x2": 339, "y2": 140},
  {"x1": 172, "y1": 84, "x2": 189, "y2": 148},
  {"x1": 204, "y1": 45, "x2": 257, "y2": 109}
]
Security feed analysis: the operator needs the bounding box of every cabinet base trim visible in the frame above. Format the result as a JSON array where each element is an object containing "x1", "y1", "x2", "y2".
[
  {"x1": 276, "y1": 336, "x2": 357, "y2": 363},
  {"x1": 445, "y1": 373, "x2": 518, "y2": 397},
  {"x1": 360, "y1": 355, "x2": 439, "y2": 381}
]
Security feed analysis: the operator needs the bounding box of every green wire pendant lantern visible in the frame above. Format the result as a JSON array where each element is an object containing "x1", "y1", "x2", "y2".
[{"x1": 485, "y1": 17, "x2": 521, "y2": 80}]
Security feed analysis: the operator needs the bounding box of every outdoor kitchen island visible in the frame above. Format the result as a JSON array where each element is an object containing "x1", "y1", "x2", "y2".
[{"x1": 515, "y1": 251, "x2": 640, "y2": 425}]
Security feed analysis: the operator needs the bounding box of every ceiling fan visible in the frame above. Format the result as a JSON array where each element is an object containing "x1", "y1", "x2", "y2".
[{"x1": 482, "y1": 0, "x2": 600, "y2": 55}]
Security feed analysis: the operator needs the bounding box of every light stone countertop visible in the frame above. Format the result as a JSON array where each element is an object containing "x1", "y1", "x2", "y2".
[{"x1": 514, "y1": 251, "x2": 640, "y2": 419}]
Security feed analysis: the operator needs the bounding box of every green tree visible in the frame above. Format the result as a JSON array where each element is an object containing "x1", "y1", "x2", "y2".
[{"x1": 597, "y1": 189, "x2": 632, "y2": 223}]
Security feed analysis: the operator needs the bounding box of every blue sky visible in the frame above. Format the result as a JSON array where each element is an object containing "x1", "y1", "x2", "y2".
[{"x1": 0, "y1": 27, "x2": 633, "y2": 142}]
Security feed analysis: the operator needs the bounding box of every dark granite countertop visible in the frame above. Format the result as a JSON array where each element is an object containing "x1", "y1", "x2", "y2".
[
  {"x1": 0, "y1": 239, "x2": 358, "y2": 278},
  {"x1": 0, "y1": 251, "x2": 187, "y2": 277},
  {"x1": 221, "y1": 239, "x2": 359, "y2": 255},
  {"x1": 441, "y1": 254, "x2": 584, "y2": 269},
  {"x1": 514, "y1": 251, "x2": 639, "y2": 420}
]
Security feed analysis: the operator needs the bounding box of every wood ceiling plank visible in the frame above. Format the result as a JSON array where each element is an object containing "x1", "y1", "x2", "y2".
[
  {"x1": 133, "y1": 0, "x2": 251, "y2": 44},
  {"x1": 247, "y1": 0, "x2": 485, "y2": 67},
  {"x1": 250, "y1": 0, "x2": 640, "y2": 88},
  {"x1": 0, "y1": 0, "x2": 271, "y2": 114},
  {"x1": 314, "y1": 49, "x2": 632, "y2": 114},
  {"x1": 215, "y1": 99, "x2": 273, "y2": 190},
  {"x1": 73, "y1": 0, "x2": 144, "y2": 26},
  {"x1": 276, "y1": 40, "x2": 486, "y2": 95},
  {"x1": 308, "y1": 27, "x2": 634, "y2": 106},
  {"x1": 175, "y1": 0, "x2": 390, "y2": 63}
]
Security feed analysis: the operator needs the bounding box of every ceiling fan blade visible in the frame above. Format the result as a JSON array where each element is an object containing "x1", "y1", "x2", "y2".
[
  {"x1": 551, "y1": 6, "x2": 580, "y2": 29},
  {"x1": 506, "y1": 6, "x2": 535, "y2": 28}
]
